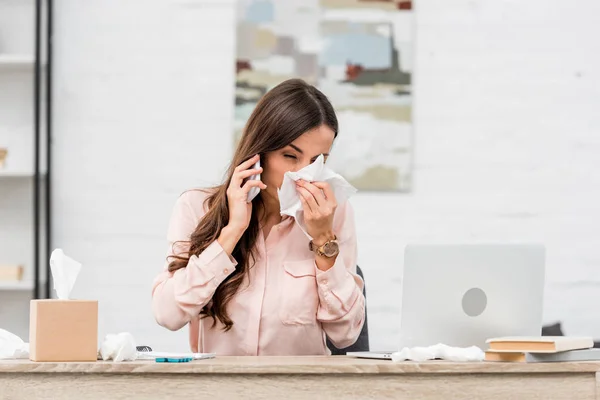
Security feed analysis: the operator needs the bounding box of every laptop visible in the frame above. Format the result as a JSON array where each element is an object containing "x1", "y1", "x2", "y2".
[{"x1": 348, "y1": 243, "x2": 546, "y2": 360}]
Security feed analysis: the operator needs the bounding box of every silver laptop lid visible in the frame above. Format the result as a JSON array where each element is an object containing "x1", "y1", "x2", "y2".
[{"x1": 399, "y1": 243, "x2": 545, "y2": 350}]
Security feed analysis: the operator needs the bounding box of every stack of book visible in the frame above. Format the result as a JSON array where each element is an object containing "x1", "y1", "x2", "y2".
[
  {"x1": 0, "y1": 147, "x2": 7, "y2": 168},
  {"x1": 485, "y1": 336, "x2": 600, "y2": 363},
  {"x1": 0, "y1": 265, "x2": 23, "y2": 281}
]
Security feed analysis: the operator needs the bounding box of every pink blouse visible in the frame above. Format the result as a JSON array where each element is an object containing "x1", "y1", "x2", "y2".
[{"x1": 151, "y1": 189, "x2": 365, "y2": 356}]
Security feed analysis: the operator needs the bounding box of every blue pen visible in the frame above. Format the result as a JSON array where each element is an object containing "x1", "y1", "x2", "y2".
[{"x1": 156, "y1": 357, "x2": 193, "y2": 363}]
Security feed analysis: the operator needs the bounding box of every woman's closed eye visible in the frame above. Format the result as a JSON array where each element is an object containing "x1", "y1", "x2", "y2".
[{"x1": 284, "y1": 154, "x2": 328, "y2": 163}]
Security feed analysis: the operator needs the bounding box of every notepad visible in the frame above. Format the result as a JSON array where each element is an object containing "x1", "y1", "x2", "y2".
[{"x1": 136, "y1": 351, "x2": 216, "y2": 360}]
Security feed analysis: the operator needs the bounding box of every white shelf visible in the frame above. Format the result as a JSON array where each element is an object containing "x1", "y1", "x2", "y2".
[
  {"x1": 0, "y1": 169, "x2": 46, "y2": 179},
  {"x1": 0, "y1": 54, "x2": 36, "y2": 71},
  {"x1": 0, "y1": 281, "x2": 34, "y2": 291},
  {"x1": 0, "y1": 169, "x2": 40, "y2": 178}
]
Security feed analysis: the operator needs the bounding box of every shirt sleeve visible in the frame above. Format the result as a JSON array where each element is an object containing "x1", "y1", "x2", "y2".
[
  {"x1": 314, "y1": 201, "x2": 366, "y2": 349},
  {"x1": 151, "y1": 190, "x2": 237, "y2": 331}
]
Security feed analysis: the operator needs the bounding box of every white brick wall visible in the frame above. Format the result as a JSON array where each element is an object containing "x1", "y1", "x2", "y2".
[{"x1": 4, "y1": 0, "x2": 600, "y2": 352}]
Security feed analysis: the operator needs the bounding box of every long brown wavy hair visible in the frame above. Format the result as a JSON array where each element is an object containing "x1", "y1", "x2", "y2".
[{"x1": 167, "y1": 79, "x2": 338, "y2": 330}]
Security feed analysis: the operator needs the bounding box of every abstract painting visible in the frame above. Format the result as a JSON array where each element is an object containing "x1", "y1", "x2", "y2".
[{"x1": 235, "y1": 0, "x2": 414, "y2": 192}]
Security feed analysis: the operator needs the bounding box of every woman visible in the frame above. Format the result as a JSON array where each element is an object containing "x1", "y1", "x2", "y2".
[{"x1": 152, "y1": 79, "x2": 365, "y2": 356}]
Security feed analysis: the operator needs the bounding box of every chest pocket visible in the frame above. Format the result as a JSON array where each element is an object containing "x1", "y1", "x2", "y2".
[{"x1": 279, "y1": 260, "x2": 319, "y2": 325}]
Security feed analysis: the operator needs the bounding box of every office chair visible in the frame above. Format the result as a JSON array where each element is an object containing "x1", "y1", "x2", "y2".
[{"x1": 326, "y1": 265, "x2": 369, "y2": 355}]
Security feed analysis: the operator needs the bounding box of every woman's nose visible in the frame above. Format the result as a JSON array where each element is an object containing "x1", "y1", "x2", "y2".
[{"x1": 296, "y1": 160, "x2": 312, "y2": 171}]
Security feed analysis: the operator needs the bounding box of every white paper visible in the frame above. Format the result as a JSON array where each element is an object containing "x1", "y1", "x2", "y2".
[
  {"x1": 49, "y1": 248, "x2": 82, "y2": 300},
  {"x1": 277, "y1": 154, "x2": 357, "y2": 233},
  {"x1": 99, "y1": 332, "x2": 137, "y2": 362},
  {"x1": 136, "y1": 351, "x2": 216, "y2": 360},
  {"x1": 0, "y1": 329, "x2": 29, "y2": 360},
  {"x1": 391, "y1": 343, "x2": 484, "y2": 362}
]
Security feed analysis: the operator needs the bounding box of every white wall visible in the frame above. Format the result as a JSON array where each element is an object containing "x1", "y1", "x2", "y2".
[
  {"x1": 6, "y1": 0, "x2": 600, "y2": 352},
  {"x1": 49, "y1": 0, "x2": 237, "y2": 351}
]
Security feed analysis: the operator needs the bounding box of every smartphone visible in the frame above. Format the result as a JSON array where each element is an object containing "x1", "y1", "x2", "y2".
[{"x1": 246, "y1": 159, "x2": 261, "y2": 203}]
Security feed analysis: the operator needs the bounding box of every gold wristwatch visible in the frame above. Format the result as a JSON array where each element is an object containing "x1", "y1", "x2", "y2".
[{"x1": 309, "y1": 237, "x2": 340, "y2": 258}]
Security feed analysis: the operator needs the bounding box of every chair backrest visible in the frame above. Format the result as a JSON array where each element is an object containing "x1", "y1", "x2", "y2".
[{"x1": 326, "y1": 265, "x2": 369, "y2": 355}]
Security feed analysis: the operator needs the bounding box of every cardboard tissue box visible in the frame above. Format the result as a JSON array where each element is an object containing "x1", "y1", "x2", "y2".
[{"x1": 29, "y1": 249, "x2": 98, "y2": 362}]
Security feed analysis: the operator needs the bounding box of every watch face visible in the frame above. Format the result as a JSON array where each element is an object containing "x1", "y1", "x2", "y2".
[{"x1": 322, "y1": 241, "x2": 339, "y2": 257}]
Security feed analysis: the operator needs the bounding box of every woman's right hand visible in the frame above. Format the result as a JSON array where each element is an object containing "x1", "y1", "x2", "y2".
[{"x1": 225, "y1": 154, "x2": 266, "y2": 235}]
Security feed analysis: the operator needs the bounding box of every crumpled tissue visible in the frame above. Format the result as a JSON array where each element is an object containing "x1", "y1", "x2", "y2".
[
  {"x1": 278, "y1": 154, "x2": 357, "y2": 236},
  {"x1": 0, "y1": 329, "x2": 29, "y2": 360},
  {"x1": 99, "y1": 332, "x2": 138, "y2": 362},
  {"x1": 391, "y1": 343, "x2": 485, "y2": 362},
  {"x1": 50, "y1": 248, "x2": 82, "y2": 299}
]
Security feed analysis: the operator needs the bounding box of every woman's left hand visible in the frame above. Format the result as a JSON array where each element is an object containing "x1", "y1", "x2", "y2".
[{"x1": 296, "y1": 180, "x2": 337, "y2": 245}]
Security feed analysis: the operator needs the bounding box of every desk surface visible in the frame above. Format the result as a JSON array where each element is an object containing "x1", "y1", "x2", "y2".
[{"x1": 3, "y1": 356, "x2": 600, "y2": 374}]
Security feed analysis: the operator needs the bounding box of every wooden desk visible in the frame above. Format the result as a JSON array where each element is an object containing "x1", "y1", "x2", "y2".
[{"x1": 2, "y1": 356, "x2": 600, "y2": 399}]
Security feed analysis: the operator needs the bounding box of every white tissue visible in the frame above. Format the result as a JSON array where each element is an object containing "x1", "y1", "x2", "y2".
[
  {"x1": 278, "y1": 154, "x2": 357, "y2": 230},
  {"x1": 99, "y1": 332, "x2": 138, "y2": 362},
  {"x1": 49, "y1": 248, "x2": 82, "y2": 300},
  {"x1": 0, "y1": 329, "x2": 29, "y2": 359},
  {"x1": 391, "y1": 343, "x2": 485, "y2": 362}
]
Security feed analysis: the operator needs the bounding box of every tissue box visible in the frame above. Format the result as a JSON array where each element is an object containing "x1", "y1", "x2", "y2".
[{"x1": 29, "y1": 299, "x2": 98, "y2": 362}]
